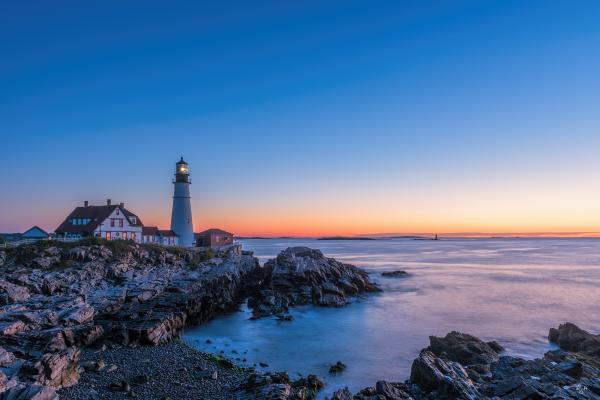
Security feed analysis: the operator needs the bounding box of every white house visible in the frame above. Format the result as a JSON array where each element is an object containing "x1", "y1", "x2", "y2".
[
  {"x1": 142, "y1": 226, "x2": 179, "y2": 246},
  {"x1": 55, "y1": 200, "x2": 143, "y2": 243}
]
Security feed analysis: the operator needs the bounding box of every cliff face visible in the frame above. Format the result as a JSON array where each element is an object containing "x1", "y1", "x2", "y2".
[{"x1": 0, "y1": 243, "x2": 260, "y2": 399}]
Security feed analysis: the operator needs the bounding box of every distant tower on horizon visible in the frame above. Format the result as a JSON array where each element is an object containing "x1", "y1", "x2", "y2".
[{"x1": 170, "y1": 157, "x2": 194, "y2": 247}]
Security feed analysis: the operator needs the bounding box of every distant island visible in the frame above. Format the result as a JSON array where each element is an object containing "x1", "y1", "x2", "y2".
[{"x1": 317, "y1": 236, "x2": 377, "y2": 241}]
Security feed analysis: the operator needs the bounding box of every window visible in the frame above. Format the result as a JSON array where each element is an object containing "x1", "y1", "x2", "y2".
[
  {"x1": 123, "y1": 232, "x2": 128, "y2": 240},
  {"x1": 119, "y1": 219, "x2": 123, "y2": 228},
  {"x1": 131, "y1": 233, "x2": 136, "y2": 241},
  {"x1": 130, "y1": 217, "x2": 137, "y2": 224},
  {"x1": 105, "y1": 232, "x2": 110, "y2": 241},
  {"x1": 116, "y1": 209, "x2": 120, "y2": 215},
  {"x1": 110, "y1": 219, "x2": 115, "y2": 227}
]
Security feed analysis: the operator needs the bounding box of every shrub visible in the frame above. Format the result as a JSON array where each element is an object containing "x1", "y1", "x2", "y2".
[
  {"x1": 78, "y1": 236, "x2": 104, "y2": 246},
  {"x1": 192, "y1": 249, "x2": 215, "y2": 265},
  {"x1": 104, "y1": 239, "x2": 135, "y2": 257}
]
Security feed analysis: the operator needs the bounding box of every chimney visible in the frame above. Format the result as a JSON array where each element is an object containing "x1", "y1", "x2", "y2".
[
  {"x1": 107, "y1": 199, "x2": 111, "y2": 206},
  {"x1": 119, "y1": 202, "x2": 124, "y2": 208},
  {"x1": 84, "y1": 200, "x2": 89, "y2": 207}
]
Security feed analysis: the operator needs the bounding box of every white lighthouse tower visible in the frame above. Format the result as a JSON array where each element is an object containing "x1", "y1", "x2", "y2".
[{"x1": 170, "y1": 157, "x2": 195, "y2": 247}]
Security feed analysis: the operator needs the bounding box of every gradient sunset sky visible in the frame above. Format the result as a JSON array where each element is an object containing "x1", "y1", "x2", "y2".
[{"x1": 1, "y1": 1, "x2": 600, "y2": 236}]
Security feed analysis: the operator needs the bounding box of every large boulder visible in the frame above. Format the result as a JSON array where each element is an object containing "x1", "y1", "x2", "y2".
[
  {"x1": 428, "y1": 331, "x2": 504, "y2": 366},
  {"x1": 410, "y1": 350, "x2": 481, "y2": 399},
  {"x1": 248, "y1": 247, "x2": 380, "y2": 317},
  {"x1": 549, "y1": 323, "x2": 600, "y2": 355}
]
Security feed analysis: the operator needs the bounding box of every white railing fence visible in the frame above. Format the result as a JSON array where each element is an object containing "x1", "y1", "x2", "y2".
[{"x1": 0, "y1": 237, "x2": 80, "y2": 248}]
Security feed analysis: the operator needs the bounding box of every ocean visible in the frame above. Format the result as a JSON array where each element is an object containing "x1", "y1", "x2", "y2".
[{"x1": 184, "y1": 237, "x2": 600, "y2": 398}]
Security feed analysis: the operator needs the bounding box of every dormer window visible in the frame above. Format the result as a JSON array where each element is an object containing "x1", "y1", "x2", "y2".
[
  {"x1": 130, "y1": 217, "x2": 137, "y2": 224},
  {"x1": 116, "y1": 209, "x2": 120, "y2": 215}
]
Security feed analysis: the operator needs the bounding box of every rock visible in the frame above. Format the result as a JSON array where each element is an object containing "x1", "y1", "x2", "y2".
[
  {"x1": 1, "y1": 383, "x2": 58, "y2": 400},
  {"x1": 82, "y1": 360, "x2": 105, "y2": 372},
  {"x1": 549, "y1": 322, "x2": 600, "y2": 355},
  {"x1": 248, "y1": 247, "x2": 380, "y2": 318},
  {"x1": 556, "y1": 360, "x2": 584, "y2": 377},
  {"x1": 428, "y1": 331, "x2": 503, "y2": 366},
  {"x1": 375, "y1": 380, "x2": 413, "y2": 399},
  {"x1": 332, "y1": 387, "x2": 354, "y2": 400},
  {"x1": 107, "y1": 364, "x2": 118, "y2": 373},
  {"x1": 276, "y1": 314, "x2": 293, "y2": 322},
  {"x1": 410, "y1": 350, "x2": 481, "y2": 399},
  {"x1": 0, "y1": 347, "x2": 16, "y2": 367},
  {"x1": 294, "y1": 374, "x2": 324, "y2": 391},
  {"x1": 199, "y1": 370, "x2": 218, "y2": 380},
  {"x1": 381, "y1": 270, "x2": 409, "y2": 278},
  {"x1": 132, "y1": 374, "x2": 149, "y2": 384},
  {"x1": 329, "y1": 361, "x2": 347, "y2": 374},
  {"x1": 0, "y1": 280, "x2": 31, "y2": 305},
  {"x1": 0, "y1": 243, "x2": 262, "y2": 397}
]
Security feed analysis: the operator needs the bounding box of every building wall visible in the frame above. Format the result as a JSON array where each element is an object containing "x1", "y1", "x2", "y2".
[
  {"x1": 93, "y1": 208, "x2": 142, "y2": 243},
  {"x1": 171, "y1": 182, "x2": 194, "y2": 246},
  {"x1": 142, "y1": 234, "x2": 179, "y2": 246},
  {"x1": 209, "y1": 233, "x2": 233, "y2": 247}
]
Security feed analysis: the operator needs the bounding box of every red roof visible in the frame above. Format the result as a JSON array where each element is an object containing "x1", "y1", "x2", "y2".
[
  {"x1": 158, "y1": 230, "x2": 178, "y2": 237},
  {"x1": 197, "y1": 228, "x2": 233, "y2": 237}
]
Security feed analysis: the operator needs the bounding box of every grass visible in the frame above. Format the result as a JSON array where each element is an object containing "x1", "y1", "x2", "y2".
[{"x1": 5, "y1": 236, "x2": 218, "y2": 266}]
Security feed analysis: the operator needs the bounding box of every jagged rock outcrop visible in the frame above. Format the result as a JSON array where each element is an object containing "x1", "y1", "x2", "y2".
[
  {"x1": 237, "y1": 371, "x2": 323, "y2": 400},
  {"x1": 548, "y1": 322, "x2": 600, "y2": 355},
  {"x1": 0, "y1": 242, "x2": 260, "y2": 399},
  {"x1": 342, "y1": 323, "x2": 600, "y2": 400},
  {"x1": 248, "y1": 247, "x2": 380, "y2": 317}
]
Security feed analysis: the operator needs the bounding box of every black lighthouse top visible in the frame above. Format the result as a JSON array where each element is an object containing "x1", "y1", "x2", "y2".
[{"x1": 174, "y1": 157, "x2": 191, "y2": 183}]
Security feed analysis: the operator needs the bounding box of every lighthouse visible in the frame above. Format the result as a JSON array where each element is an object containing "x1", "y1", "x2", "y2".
[{"x1": 170, "y1": 157, "x2": 195, "y2": 247}]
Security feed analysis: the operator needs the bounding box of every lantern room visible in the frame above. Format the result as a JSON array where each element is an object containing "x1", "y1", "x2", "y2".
[{"x1": 175, "y1": 157, "x2": 190, "y2": 183}]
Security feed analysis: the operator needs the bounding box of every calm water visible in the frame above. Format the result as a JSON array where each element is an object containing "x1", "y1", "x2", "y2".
[{"x1": 185, "y1": 238, "x2": 600, "y2": 397}]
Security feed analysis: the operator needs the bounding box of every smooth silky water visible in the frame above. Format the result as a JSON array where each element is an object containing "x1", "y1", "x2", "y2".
[{"x1": 184, "y1": 238, "x2": 600, "y2": 398}]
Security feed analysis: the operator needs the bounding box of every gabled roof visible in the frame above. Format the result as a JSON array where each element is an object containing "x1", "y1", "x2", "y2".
[
  {"x1": 158, "y1": 230, "x2": 178, "y2": 237},
  {"x1": 197, "y1": 228, "x2": 233, "y2": 237},
  {"x1": 22, "y1": 226, "x2": 49, "y2": 238},
  {"x1": 55, "y1": 205, "x2": 144, "y2": 234},
  {"x1": 142, "y1": 226, "x2": 159, "y2": 236}
]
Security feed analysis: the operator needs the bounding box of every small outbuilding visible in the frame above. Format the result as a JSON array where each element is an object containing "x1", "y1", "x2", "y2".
[
  {"x1": 142, "y1": 226, "x2": 179, "y2": 246},
  {"x1": 196, "y1": 228, "x2": 234, "y2": 250},
  {"x1": 22, "y1": 226, "x2": 50, "y2": 240}
]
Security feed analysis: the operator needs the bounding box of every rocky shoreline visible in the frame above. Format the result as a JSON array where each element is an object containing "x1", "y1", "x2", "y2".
[
  {"x1": 1, "y1": 241, "x2": 599, "y2": 399},
  {"x1": 0, "y1": 242, "x2": 377, "y2": 399}
]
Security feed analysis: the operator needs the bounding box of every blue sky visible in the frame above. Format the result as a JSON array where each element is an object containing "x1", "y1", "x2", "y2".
[{"x1": 1, "y1": 1, "x2": 600, "y2": 235}]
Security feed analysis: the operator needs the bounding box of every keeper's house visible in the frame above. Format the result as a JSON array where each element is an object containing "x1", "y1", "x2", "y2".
[{"x1": 55, "y1": 200, "x2": 143, "y2": 242}]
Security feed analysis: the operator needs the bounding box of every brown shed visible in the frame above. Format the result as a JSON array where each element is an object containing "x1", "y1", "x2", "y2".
[{"x1": 196, "y1": 228, "x2": 234, "y2": 249}]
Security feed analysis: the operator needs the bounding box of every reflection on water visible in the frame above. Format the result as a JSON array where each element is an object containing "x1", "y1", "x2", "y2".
[{"x1": 184, "y1": 238, "x2": 600, "y2": 398}]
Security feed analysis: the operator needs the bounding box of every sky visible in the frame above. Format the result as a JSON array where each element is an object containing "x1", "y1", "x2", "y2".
[{"x1": 1, "y1": 1, "x2": 600, "y2": 237}]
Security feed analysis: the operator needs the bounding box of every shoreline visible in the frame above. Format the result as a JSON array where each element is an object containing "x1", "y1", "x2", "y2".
[
  {"x1": 58, "y1": 341, "x2": 252, "y2": 400},
  {"x1": 2, "y1": 242, "x2": 600, "y2": 399}
]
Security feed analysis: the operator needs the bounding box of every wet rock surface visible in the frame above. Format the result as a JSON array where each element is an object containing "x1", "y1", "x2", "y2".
[
  {"x1": 381, "y1": 270, "x2": 409, "y2": 278},
  {"x1": 0, "y1": 242, "x2": 260, "y2": 399},
  {"x1": 247, "y1": 247, "x2": 380, "y2": 318},
  {"x1": 340, "y1": 323, "x2": 600, "y2": 399}
]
